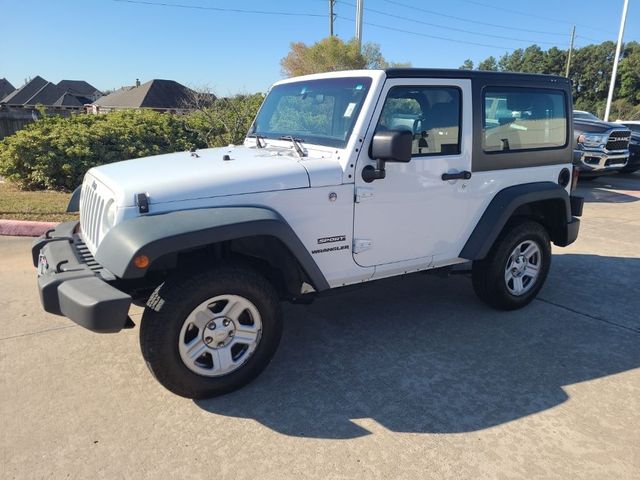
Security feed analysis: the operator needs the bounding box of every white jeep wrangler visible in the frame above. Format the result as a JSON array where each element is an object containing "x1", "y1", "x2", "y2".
[{"x1": 33, "y1": 69, "x2": 583, "y2": 398}]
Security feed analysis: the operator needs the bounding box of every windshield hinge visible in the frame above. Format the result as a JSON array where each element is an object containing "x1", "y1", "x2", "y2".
[
  {"x1": 355, "y1": 187, "x2": 373, "y2": 203},
  {"x1": 353, "y1": 238, "x2": 373, "y2": 254}
]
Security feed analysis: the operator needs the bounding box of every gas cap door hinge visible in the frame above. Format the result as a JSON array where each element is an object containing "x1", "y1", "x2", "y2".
[{"x1": 353, "y1": 238, "x2": 373, "y2": 254}]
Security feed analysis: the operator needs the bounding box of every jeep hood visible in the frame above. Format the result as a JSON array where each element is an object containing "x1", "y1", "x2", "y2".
[{"x1": 88, "y1": 145, "x2": 342, "y2": 207}]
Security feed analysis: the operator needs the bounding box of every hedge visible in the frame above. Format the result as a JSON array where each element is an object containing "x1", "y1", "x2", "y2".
[{"x1": 0, "y1": 109, "x2": 203, "y2": 191}]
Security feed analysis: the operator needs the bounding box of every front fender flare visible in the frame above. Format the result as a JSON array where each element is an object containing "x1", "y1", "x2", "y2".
[{"x1": 95, "y1": 207, "x2": 329, "y2": 291}]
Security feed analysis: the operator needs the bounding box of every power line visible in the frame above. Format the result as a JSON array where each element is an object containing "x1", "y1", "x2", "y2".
[
  {"x1": 337, "y1": 0, "x2": 561, "y2": 47},
  {"x1": 382, "y1": 0, "x2": 593, "y2": 39},
  {"x1": 338, "y1": 15, "x2": 514, "y2": 52},
  {"x1": 110, "y1": 0, "x2": 326, "y2": 18},
  {"x1": 576, "y1": 35, "x2": 613, "y2": 44},
  {"x1": 455, "y1": 0, "x2": 616, "y2": 34}
]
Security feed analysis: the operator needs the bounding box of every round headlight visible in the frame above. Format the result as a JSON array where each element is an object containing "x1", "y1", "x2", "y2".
[{"x1": 102, "y1": 200, "x2": 117, "y2": 232}]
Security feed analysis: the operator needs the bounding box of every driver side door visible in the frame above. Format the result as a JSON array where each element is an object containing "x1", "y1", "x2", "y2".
[{"x1": 352, "y1": 78, "x2": 473, "y2": 268}]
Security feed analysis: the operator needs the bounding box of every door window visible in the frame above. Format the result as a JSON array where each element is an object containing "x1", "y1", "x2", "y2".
[{"x1": 375, "y1": 86, "x2": 462, "y2": 156}]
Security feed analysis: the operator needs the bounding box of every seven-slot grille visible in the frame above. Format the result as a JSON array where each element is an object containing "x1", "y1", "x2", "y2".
[
  {"x1": 79, "y1": 177, "x2": 107, "y2": 253},
  {"x1": 606, "y1": 129, "x2": 631, "y2": 151}
]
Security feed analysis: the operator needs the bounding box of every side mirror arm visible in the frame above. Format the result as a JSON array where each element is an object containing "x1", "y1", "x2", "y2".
[{"x1": 362, "y1": 159, "x2": 387, "y2": 183}]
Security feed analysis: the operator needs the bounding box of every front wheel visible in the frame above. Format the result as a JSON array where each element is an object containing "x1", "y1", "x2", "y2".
[
  {"x1": 472, "y1": 220, "x2": 551, "y2": 311},
  {"x1": 140, "y1": 266, "x2": 282, "y2": 399}
]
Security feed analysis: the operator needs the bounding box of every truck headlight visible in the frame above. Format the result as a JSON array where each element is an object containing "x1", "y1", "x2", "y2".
[
  {"x1": 578, "y1": 133, "x2": 608, "y2": 148},
  {"x1": 102, "y1": 200, "x2": 117, "y2": 232}
]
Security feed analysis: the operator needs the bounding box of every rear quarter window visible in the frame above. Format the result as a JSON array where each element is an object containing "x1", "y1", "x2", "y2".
[{"x1": 483, "y1": 88, "x2": 567, "y2": 153}]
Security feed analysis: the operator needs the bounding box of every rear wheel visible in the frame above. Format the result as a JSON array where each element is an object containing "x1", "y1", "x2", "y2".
[
  {"x1": 140, "y1": 266, "x2": 282, "y2": 399},
  {"x1": 472, "y1": 220, "x2": 551, "y2": 311}
]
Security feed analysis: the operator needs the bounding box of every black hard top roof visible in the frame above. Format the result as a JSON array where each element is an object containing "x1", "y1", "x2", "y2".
[{"x1": 385, "y1": 68, "x2": 570, "y2": 85}]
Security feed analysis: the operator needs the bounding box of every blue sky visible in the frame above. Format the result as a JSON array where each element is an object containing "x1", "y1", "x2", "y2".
[{"x1": 2, "y1": 0, "x2": 638, "y2": 95}]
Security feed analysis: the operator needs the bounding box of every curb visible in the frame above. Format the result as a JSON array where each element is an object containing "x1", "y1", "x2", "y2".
[{"x1": 0, "y1": 219, "x2": 57, "y2": 237}]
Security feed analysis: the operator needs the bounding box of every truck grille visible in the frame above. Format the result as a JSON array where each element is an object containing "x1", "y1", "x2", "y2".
[
  {"x1": 79, "y1": 175, "x2": 112, "y2": 253},
  {"x1": 606, "y1": 129, "x2": 631, "y2": 151}
]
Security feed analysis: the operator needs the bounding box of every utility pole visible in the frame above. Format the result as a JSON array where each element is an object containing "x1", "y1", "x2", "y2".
[
  {"x1": 604, "y1": 0, "x2": 629, "y2": 121},
  {"x1": 355, "y1": 0, "x2": 364, "y2": 51},
  {"x1": 565, "y1": 25, "x2": 575, "y2": 77},
  {"x1": 329, "y1": 0, "x2": 335, "y2": 37}
]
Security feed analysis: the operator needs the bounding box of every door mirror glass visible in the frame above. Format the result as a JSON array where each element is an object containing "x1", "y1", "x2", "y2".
[{"x1": 371, "y1": 130, "x2": 412, "y2": 163}]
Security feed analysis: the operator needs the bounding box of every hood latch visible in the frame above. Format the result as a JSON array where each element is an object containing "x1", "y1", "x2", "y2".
[{"x1": 136, "y1": 193, "x2": 149, "y2": 214}]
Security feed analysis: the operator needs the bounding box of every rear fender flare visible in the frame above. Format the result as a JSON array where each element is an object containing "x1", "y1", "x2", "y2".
[{"x1": 460, "y1": 182, "x2": 571, "y2": 260}]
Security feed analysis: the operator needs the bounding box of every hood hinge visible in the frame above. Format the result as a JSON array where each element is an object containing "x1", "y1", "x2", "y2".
[{"x1": 355, "y1": 187, "x2": 373, "y2": 203}]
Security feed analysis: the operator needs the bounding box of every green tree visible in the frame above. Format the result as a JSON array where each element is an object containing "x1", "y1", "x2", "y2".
[
  {"x1": 498, "y1": 49, "x2": 524, "y2": 72},
  {"x1": 470, "y1": 41, "x2": 640, "y2": 118},
  {"x1": 280, "y1": 37, "x2": 409, "y2": 77},
  {"x1": 544, "y1": 47, "x2": 567, "y2": 76},
  {"x1": 570, "y1": 41, "x2": 616, "y2": 115},
  {"x1": 459, "y1": 59, "x2": 474, "y2": 70},
  {"x1": 478, "y1": 56, "x2": 498, "y2": 71},
  {"x1": 618, "y1": 41, "x2": 640, "y2": 103},
  {"x1": 520, "y1": 45, "x2": 546, "y2": 73}
]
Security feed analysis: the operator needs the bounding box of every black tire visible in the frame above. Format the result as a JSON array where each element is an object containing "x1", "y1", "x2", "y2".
[
  {"x1": 472, "y1": 220, "x2": 551, "y2": 311},
  {"x1": 140, "y1": 265, "x2": 282, "y2": 399},
  {"x1": 619, "y1": 166, "x2": 638, "y2": 174}
]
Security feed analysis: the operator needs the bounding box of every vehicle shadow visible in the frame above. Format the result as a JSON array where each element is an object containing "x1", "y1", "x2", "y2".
[
  {"x1": 578, "y1": 173, "x2": 640, "y2": 203},
  {"x1": 195, "y1": 254, "x2": 640, "y2": 439}
]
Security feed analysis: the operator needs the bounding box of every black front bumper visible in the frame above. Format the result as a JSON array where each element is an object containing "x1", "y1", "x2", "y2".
[{"x1": 32, "y1": 221, "x2": 132, "y2": 333}]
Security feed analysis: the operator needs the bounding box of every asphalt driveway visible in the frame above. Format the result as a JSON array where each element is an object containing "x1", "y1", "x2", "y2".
[{"x1": 1, "y1": 173, "x2": 639, "y2": 479}]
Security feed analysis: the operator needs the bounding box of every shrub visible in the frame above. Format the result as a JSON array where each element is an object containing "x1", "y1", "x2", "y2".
[
  {"x1": 185, "y1": 93, "x2": 264, "y2": 148},
  {"x1": 0, "y1": 109, "x2": 203, "y2": 191}
]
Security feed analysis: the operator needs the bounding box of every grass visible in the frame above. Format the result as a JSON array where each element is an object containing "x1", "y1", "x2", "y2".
[{"x1": 0, "y1": 180, "x2": 78, "y2": 222}]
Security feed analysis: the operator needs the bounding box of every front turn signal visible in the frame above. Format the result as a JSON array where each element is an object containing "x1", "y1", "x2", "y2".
[{"x1": 133, "y1": 254, "x2": 150, "y2": 269}]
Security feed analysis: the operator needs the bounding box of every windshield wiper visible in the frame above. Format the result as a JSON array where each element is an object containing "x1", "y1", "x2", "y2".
[
  {"x1": 279, "y1": 135, "x2": 306, "y2": 157},
  {"x1": 247, "y1": 133, "x2": 266, "y2": 148}
]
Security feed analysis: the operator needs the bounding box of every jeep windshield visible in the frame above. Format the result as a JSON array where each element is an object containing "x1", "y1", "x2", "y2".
[{"x1": 249, "y1": 77, "x2": 372, "y2": 149}]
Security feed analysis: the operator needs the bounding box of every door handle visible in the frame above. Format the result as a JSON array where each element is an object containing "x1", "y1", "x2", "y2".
[{"x1": 441, "y1": 170, "x2": 472, "y2": 181}]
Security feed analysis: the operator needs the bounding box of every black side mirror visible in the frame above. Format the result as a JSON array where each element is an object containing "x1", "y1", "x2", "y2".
[{"x1": 363, "y1": 130, "x2": 413, "y2": 183}]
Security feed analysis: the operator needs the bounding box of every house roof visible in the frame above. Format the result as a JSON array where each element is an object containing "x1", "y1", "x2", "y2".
[
  {"x1": 51, "y1": 92, "x2": 85, "y2": 107},
  {"x1": 1, "y1": 76, "x2": 48, "y2": 105},
  {"x1": 1, "y1": 76, "x2": 98, "y2": 107},
  {"x1": 57, "y1": 80, "x2": 101, "y2": 96},
  {"x1": 0, "y1": 78, "x2": 15, "y2": 100},
  {"x1": 93, "y1": 79, "x2": 196, "y2": 109},
  {"x1": 26, "y1": 82, "x2": 67, "y2": 106}
]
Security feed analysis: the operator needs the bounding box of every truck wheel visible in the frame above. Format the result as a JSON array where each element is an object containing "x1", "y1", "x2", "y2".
[
  {"x1": 472, "y1": 220, "x2": 551, "y2": 311},
  {"x1": 140, "y1": 266, "x2": 282, "y2": 399}
]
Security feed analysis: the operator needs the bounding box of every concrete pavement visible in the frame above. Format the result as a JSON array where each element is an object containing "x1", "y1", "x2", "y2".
[{"x1": 1, "y1": 174, "x2": 639, "y2": 479}]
